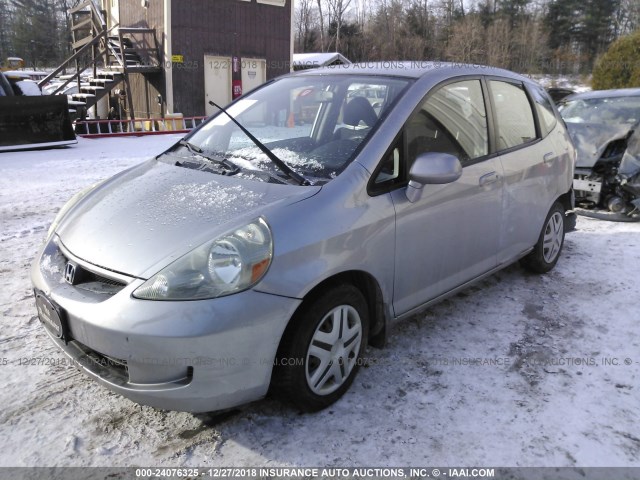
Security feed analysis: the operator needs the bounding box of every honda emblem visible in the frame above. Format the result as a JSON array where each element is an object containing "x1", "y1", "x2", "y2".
[{"x1": 64, "y1": 262, "x2": 77, "y2": 285}]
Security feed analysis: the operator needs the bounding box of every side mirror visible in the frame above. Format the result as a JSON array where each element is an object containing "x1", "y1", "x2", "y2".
[{"x1": 406, "y1": 152, "x2": 462, "y2": 203}]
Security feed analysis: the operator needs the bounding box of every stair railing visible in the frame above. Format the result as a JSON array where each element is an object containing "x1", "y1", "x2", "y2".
[{"x1": 38, "y1": 0, "x2": 113, "y2": 95}]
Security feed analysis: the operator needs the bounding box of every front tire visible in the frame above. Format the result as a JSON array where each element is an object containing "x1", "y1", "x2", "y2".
[
  {"x1": 272, "y1": 284, "x2": 369, "y2": 412},
  {"x1": 520, "y1": 201, "x2": 565, "y2": 273}
]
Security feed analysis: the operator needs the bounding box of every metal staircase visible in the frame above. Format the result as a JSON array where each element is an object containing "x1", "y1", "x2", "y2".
[{"x1": 38, "y1": 0, "x2": 161, "y2": 121}]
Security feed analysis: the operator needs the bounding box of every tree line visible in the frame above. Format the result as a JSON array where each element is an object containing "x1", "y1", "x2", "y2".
[
  {"x1": 0, "y1": 0, "x2": 83, "y2": 69},
  {"x1": 296, "y1": 0, "x2": 640, "y2": 74},
  {"x1": 1, "y1": 0, "x2": 638, "y2": 74}
]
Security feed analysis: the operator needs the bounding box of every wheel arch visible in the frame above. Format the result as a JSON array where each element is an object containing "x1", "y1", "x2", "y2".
[
  {"x1": 556, "y1": 187, "x2": 577, "y2": 232},
  {"x1": 556, "y1": 187, "x2": 575, "y2": 213},
  {"x1": 280, "y1": 270, "x2": 388, "y2": 352}
]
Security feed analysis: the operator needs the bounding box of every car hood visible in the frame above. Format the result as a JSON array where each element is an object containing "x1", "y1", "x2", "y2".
[
  {"x1": 565, "y1": 121, "x2": 633, "y2": 168},
  {"x1": 57, "y1": 159, "x2": 320, "y2": 278}
]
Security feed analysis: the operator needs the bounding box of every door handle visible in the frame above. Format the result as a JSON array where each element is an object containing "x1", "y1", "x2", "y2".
[
  {"x1": 543, "y1": 152, "x2": 555, "y2": 163},
  {"x1": 479, "y1": 171, "x2": 500, "y2": 186}
]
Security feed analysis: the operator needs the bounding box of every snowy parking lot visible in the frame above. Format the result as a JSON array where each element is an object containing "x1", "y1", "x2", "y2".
[{"x1": 0, "y1": 136, "x2": 639, "y2": 468}]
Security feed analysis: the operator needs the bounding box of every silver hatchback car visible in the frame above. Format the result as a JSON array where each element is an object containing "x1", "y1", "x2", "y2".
[{"x1": 32, "y1": 63, "x2": 575, "y2": 413}]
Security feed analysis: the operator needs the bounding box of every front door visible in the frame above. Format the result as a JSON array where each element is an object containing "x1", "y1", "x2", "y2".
[
  {"x1": 390, "y1": 79, "x2": 503, "y2": 316},
  {"x1": 204, "y1": 55, "x2": 232, "y2": 115}
]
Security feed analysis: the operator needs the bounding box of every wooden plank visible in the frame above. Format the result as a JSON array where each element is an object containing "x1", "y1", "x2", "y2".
[
  {"x1": 69, "y1": 0, "x2": 92, "y2": 15},
  {"x1": 73, "y1": 35, "x2": 94, "y2": 50},
  {"x1": 72, "y1": 17, "x2": 92, "y2": 31}
]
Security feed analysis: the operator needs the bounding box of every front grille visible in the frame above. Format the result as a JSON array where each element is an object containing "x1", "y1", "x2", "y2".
[
  {"x1": 80, "y1": 268, "x2": 127, "y2": 287},
  {"x1": 66, "y1": 262, "x2": 128, "y2": 295},
  {"x1": 41, "y1": 238, "x2": 131, "y2": 297}
]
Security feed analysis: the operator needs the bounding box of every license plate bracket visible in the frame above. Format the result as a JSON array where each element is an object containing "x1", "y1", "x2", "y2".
[{"x1": 35, "y1": 291, "x2": 69, "y2": 344}]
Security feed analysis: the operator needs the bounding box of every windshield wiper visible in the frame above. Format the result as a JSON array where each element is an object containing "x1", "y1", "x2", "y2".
[
  {"x1": 208, "y1": 100, "x2": 311, "y2": 186},
  {"x1": 178, "y1": 139, "x2": 240, "y2": 175}
]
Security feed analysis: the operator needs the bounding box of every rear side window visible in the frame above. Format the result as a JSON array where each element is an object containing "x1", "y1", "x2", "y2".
[
  {"x1": 529, "y1": 85, "x2": 558, "y2": 137},
  {"x1": 489, "y1": 80, "x2": 536, "y2": 150}
]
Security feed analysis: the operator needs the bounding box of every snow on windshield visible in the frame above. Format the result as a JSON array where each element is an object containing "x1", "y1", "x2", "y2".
[
  {"x1": 228, "y1": 146, "x2": 324, "y2": 172},
  {"x1": 185, "y1": 75, "x2": 410, "y2": 181}
]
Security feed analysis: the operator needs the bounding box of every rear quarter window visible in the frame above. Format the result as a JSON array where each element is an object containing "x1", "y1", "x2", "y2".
[{"x1": 529, "y1": 85, "x2": 558, "y2": 138}]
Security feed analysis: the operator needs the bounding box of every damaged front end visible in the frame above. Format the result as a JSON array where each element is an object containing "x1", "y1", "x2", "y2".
[{"x1": 568, "y1": 122, "x2": 640, "y2": 218}]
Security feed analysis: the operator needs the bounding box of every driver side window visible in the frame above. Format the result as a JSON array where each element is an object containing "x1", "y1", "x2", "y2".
[
  {"x1": 408, "y1": 79, "x2": 489, "y2": 168},
  {"x1": 372, "y1": 79, "x2": 489, "y2": 191}
]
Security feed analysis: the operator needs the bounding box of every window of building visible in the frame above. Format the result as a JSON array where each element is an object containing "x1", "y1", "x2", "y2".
[{"x1": 256, "y1": 0, "x2": 286, "y2": 6}]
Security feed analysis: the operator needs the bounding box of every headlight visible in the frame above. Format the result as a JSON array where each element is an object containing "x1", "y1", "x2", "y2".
[
  {"x1": 46, "y1": 184, "x2": 96, "y2": 241},
  {"x1": 133, "y1": 218, "x2": 273, "y2": 301}
]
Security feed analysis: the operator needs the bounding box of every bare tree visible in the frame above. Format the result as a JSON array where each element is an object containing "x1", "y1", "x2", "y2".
[
  {"x1": 614, "y1": 0, "x2": 640, "y2": 36},
  {"x1": 325, "y1": 0, "x2": 352, "y2": 52},
  {"x1": 295, "y1": 0, "x2": 316, "y2": 52},
  {"x1": 445, "y1": 15, "x2": 484, "y2": 63},
  {"x1": 485, "y1": 17, "x2": 511, "y2": 68},
  {"x1": 317, "y1": 0, "x2": 326, "y2": 51}
]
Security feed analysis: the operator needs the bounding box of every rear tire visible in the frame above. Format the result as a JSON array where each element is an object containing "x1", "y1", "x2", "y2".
[
  {"x1": 272, "y1": 284, "x2": 369, "y2": 412},
  {"x1": 520, "y1": 201, "x2": 565, "y2": 273}
]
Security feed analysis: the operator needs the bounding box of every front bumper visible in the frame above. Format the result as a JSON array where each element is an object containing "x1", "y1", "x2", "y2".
[{"x1": 30, "y1": 236, "x2": 301, "y2": 412}]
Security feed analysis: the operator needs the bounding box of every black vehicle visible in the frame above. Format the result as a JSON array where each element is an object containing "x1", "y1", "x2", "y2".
[{"x1": 0, "y1": 71, "x2": 76, "y2": 152}]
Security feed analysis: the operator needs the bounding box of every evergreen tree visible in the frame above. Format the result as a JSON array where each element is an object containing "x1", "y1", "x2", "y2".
[
  {"x1": 497, "y1": 0, "x2": 529, "y2": 26},
  {"x1": 592, "y1": 29, "x2": 640, "y2": 89},
  {"x1": 11, "y1": 0, "x2": 63, "y2": 68},
  {"x1": 546, "y1": 0, "x2": 620, "y2": 71},
  {"x1": 0, "y1": 0, "x2": 15, "y2": 62}
]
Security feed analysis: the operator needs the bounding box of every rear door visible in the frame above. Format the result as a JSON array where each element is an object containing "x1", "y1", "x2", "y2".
[
  {"x1": 487, "y1": 79, "x2": 560, "y2": 262},
  {"x1": 385, "y1": 78, "x2": 503, "y2": 316}
]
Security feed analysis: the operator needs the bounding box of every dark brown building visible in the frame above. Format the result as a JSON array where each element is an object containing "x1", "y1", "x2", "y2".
[{"x1": 103, "y1": 0, "x2": 293, "y2": 118}]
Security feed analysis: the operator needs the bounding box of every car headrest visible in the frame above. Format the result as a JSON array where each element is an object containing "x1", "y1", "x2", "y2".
[{"x1": 344, "y1": 96, "x2": 378, "y2": 128}]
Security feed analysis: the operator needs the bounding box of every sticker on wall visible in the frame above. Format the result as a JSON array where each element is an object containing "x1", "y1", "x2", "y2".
[{"x1": 232, "y1": 79, "x2": 243, "y2": 99}]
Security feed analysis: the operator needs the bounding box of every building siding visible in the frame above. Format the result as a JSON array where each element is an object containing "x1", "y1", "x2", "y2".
[
  {"x1": 171, "y1": 0, "x2": 291, "y2": 116},
  {"x1": 116, "y1": 0, "x2": 291, "y2": 117},
  {"x1": 118, "y1": 1, "x2": 165, "y2": 118}
]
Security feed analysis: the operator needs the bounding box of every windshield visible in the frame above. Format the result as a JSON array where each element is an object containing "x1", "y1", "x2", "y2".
[
  {"x1": 559, "y1": 96, "x2": 640, "y2": 126},
  {"x1": 162, "y1": 75, "x2": 410, "y2": 184}
]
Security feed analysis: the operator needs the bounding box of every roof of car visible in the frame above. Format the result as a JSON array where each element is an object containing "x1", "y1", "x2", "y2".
[
  {"x1": 291, "y1": 61, "x2": 531, "y2": 82},
  {"x1": 564, "y1": 88, "x2": 640, "y2": 101}
]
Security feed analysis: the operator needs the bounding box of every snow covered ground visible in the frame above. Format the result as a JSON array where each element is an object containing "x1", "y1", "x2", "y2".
[{"x1": 0, "y1": 136, "x2": 639, "y2": 468}]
